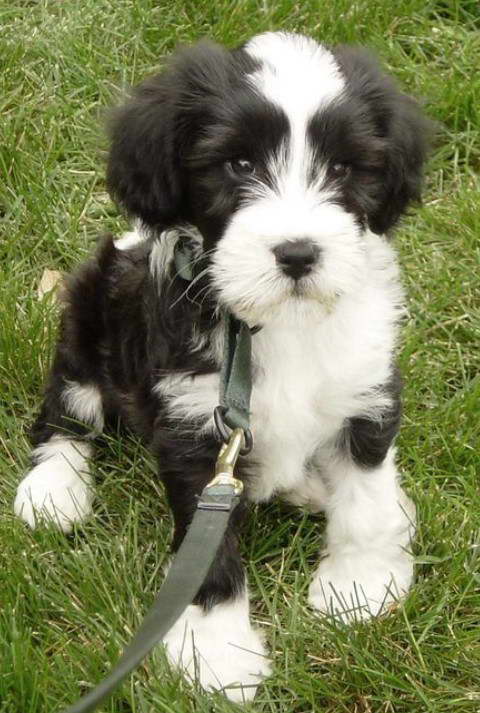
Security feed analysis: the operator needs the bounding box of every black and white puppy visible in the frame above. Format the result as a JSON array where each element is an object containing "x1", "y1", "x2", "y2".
[{"x1": 15, "y1": 32, "x2": 430, "y2": 702}]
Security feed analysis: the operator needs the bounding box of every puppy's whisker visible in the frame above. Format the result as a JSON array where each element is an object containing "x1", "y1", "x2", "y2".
[
  {"x1": 197, "y1": 285, "x2": 215, "y2": 308},
  {"x1": 167, "y1": 247, "x2": 216, "y2": 287},
  {"x1": 186, "y1": 282, "x2": 213, "y2": 308},
  {"x1": 169, "y1": 267, "x2": 211, "y2": 309},
  {"x1": 169, "y1": 248, "x2": 215, "y2": 285}
]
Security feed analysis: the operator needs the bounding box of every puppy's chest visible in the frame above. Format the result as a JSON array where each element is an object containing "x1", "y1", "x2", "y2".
[
  {"x1": 157, "y1": 299, "x2": 394, "y2": 490},
  {"x1": 253, "y1": 333, "x2": 322, "y2": 412},
  {"x1": 250, "y1": 325, "x2": 354, "y2": 447},
  {"x1": 158, "y1": 323, "x2": 351, "y2": 445}
]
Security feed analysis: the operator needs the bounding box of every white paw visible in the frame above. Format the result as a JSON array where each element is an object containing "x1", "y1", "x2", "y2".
[
  {"x1": 163, "y1": 597, "x2": 271, "y2": 703},
  {"x1": 309, "y1": 550, "x2": 414, "y2": 623},
  {"x1": 14, "y1": 438, "x2": 93, "y2": 533}
]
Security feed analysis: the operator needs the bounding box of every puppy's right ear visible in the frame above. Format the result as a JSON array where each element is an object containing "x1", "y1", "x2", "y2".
[{"x1": 106, "y1": 70, "x2": 183, "y2": 229}]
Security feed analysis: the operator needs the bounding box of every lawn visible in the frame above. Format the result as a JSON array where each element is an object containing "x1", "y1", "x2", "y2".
[{"x1": 1, "y1": 0, "x2": 479, "y2": 711}]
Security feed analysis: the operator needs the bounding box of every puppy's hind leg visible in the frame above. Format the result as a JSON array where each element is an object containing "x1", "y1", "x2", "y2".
[
  {"x1": 156, "y1": 430, "x2": 271, "y2": 702},
  {"x1": 15, "y1": 240, "x2": 116, "y2": 532},
  {"x1": 14, "y1": 359, "x2": 104, "y2": 533}
]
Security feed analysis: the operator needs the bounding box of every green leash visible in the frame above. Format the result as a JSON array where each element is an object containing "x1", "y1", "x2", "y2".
[
  {"x1": 60, "y1": 233, "x2": 254, "y2": 712},
  {"x1": 214, "y1": 314, "x2": 254, "y2": 450}
]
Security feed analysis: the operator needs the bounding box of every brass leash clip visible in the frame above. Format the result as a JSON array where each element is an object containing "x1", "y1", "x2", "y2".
[{"x1": 205, "y1": 428, "x2": 245, "y2": 496}]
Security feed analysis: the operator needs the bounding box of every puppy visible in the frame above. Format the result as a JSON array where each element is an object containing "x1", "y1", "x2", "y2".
[{"x1": 14, "y1": 32, "x2": 429, "y2": 702}]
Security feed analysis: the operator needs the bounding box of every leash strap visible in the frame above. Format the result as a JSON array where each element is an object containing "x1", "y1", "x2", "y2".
[
  {"x1": 60, "y1": 482, "x2": 240, "y2": 713},
  {"x1": 219, "y1": 314, "x2": 252, "y2": 433}
]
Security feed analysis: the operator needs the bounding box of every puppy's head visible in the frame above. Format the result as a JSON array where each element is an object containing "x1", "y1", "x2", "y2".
[{"x1": 108, "y1": 32, "x2": 430, "y2": 323}]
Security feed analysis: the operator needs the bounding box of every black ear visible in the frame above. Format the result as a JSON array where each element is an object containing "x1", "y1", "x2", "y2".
[
  {"x1": 332, "y1": 46, "x2": 432, "y2": 234},
  {"x1": 107, "y1": 41, "x2": 234, "y2": 230},
  {"x1": 106, "y1": 70, "x2": 183, "y2": 229},
  {"x1": 369, "y1": 82, "x2": 432, "y2": 234}
]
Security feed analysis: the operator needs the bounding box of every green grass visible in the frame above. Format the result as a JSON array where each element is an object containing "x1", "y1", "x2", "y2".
[{"x1": 1, "y1": 0, "x2": 479, "y2": 711}]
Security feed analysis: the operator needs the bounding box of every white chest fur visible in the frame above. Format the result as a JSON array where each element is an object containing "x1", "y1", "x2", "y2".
[{"x1": 155, "y1": 233, "x2": 403, "y2": 502}]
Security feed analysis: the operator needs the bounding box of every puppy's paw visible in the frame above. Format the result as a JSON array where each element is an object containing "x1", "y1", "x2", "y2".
[
  {"x1": 163, "y1": 599, "x2": 271, "y2": 703},
  {"x1": 14, "y1": 439, "x2": 93, "y2": 533},
  {"x1": 309, "y1": 550, "x2": 414, "y2": 623}
]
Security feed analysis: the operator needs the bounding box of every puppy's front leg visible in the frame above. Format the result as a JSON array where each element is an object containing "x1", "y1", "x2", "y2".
[
  {"x1": 309, "y1": 447, "x2": 415, "y2": 622},
  {"x1": 157, "y1": 437, "x2": 271, "y2": 702},
  {"x1": 14, "y1": 357, "x2": 103, "y2": 532}
]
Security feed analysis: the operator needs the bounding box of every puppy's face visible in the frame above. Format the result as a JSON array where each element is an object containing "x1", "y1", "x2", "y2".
[{"x1": 108, "y1": 32, "x2": 429, "y2": 324}]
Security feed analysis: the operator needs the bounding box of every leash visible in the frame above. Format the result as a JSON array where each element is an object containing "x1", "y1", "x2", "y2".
[
  {"x1": 60, "y1": 232, "x2": 254, "y2": 712},
  {"x1": 61, "y1": 432, "x2": 245, "y2": 713}
]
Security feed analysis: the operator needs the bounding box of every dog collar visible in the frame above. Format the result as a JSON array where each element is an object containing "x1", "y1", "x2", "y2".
[{"x1": 173, "y1": 230, "x2": 257, "y2": 450}]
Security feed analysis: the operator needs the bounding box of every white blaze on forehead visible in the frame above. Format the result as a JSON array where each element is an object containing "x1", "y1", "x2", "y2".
[
  {"x1": 245, "y1": 32, "x2": 344, "y2": 126},
  {"x1": 245, "y1": 32, "x2": 345, "y2": 190}
]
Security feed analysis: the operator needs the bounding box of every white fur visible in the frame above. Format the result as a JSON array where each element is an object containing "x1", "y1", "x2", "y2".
[
  {"x1": 150, "y1": 225, "x2": 204, "y2": 283},
  {"x1": 245, "y1": 233, "x2": 403, "y2": 503},
  {"x1": 281, "y1": 471, "x2": 329, "y2": 512},
  {"x1": 212, "y1": 200, "x2": 367, "y2": 325},
  {"x1": 14, "y1": 436, "x2": 94, "y2": 532},
  {"x1": 153, "y1": 371, "x2": 220, "y2": 429},
  {"x1": 114, "y1": 223, "x2": 147, "y2": 250},
  {"x1": 149, "y1": 229, "x2": 178, "y2": 281},
  {"x1": 160, "y1": 232, "x2": 403, "y2": 501},
  {"x1": 309, "y1": 449, "x2": 416, "y2": 622},
  {"x1": 218, "y1": 33, "x2": 348, "y2": 330},
  {"x1": 246, "y1": 32, "x2": 344, "y2": 142},
  {"x1": 163, "y1": 590, "x2": 271, "y2": 702},
  {"x1": 62, "y1": 381, "x2": 104, "y2": 434}
]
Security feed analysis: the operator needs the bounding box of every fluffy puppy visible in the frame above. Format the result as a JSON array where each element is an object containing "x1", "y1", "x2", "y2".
[{"x1": 14, "y1": 32, "x2": 430, "y2": 702}]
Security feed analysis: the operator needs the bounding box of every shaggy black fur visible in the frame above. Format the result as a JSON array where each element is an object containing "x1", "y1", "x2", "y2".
[
  {"x1": 31, "y1": 234, "x2": 230, "y2": 608},
  {"x1": 313, "y1": 46, "x2": 431, "y2": 235},
  {"x1": 338, "y1": 368, "x2": 403, "y2": 469}
]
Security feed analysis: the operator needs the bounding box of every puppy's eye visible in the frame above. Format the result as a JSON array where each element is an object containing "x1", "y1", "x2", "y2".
[
  {"x1": 227, "y1": 158, "x2": 255, "y2": 177},
  {"x1": 330, "y1": 162, "x2": 351, "y2": 179}
]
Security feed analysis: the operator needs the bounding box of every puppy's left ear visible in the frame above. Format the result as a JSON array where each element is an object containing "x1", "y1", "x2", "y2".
[
  {"x1": 370, "y1": 84, "x2": 432, "y2": 234},
  {"x1": 333, "y1": 47, "x2": 433, "y2": 235}
]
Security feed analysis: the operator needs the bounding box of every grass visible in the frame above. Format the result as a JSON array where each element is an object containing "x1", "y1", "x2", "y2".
[{"x1": 0, "y1": 0, "x2": 479, "y2": 711}]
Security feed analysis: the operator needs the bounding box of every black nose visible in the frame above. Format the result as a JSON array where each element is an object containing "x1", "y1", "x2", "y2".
[{"x1": 273, "y1": 239, "x2": 321, "y2": 280}]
